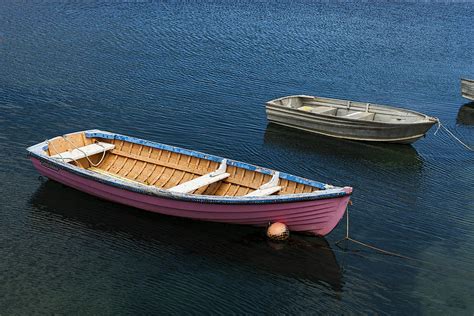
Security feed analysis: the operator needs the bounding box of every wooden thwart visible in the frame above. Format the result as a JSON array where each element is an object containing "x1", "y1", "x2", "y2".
[
  {"x1": 51, "y1": 142, "x2": 115, "y2": 163},
  {"x1": 168, "y1": 159, "x2": 230, "y2": 194}
]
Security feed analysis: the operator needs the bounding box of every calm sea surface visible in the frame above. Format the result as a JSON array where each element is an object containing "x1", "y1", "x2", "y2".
[{"x1": 1, "y1": 1, "x2": 473, "y2": 314}]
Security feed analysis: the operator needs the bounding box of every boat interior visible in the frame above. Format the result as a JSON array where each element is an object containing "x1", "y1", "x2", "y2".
[
  {"x1": 45, "y1": 132, "x2": 319, "y2": 197},
  {"x1": 272, "y1": 96, "x2": 426, "y2": 123}
]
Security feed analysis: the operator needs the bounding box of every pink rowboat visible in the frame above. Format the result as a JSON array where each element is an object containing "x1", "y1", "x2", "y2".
[{"x1": 27, "y1": 130, "x2": 353, "y2": 236}]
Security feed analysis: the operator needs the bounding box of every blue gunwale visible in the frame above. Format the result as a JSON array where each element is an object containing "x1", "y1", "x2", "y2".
[{"x1": 27, "y1": 129, "x2": 351, "y2": 204}]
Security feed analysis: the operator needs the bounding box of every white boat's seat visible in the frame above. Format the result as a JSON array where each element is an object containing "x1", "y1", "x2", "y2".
[
  {"x1": 304, "y1": 106, "x2": 337, "y2": 116},
  {"x1": 344, "y1": 111, "x2": 375, "y2": 120},
  {"x1": 245, "y1": 172, "x2": 281, "y2": 197},
  {"x1": 169, "y1": 159, "x2": 230, "y2": 194},
  {"x1": 51, "y1": 142, "x2": 115, "y2": 163}
]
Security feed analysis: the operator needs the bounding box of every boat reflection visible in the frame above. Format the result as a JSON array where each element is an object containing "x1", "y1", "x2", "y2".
[
  {"x1": 264, "y1": 123, "x2": 423, "y2": 169},
  {"x1": 457, "y1": 102, "x2": 474, "y2": 125},
  {"x1": 29, "y1": 180, "x2": 344, "y2": 293}
]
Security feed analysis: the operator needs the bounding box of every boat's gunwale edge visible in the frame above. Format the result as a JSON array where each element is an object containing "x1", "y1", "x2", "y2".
[{"x1": 26, "y1": 130, "x2": 352, "y2": 205}]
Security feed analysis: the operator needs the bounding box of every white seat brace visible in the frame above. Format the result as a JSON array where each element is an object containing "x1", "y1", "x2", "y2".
[
  {"x1": 245, "y1": 172, "x2": 281, "y2": 197},
  {"x1": 168, "y1": 159, "x2": 230, "y2": 194},
  {"x1": 50, "y1": 142, "x2": 115, "y2": 163}
]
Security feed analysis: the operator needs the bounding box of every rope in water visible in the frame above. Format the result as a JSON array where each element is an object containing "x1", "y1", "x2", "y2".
[
  {"x1": 434, "y1": 118, "x2": 473, "y2": 151},
  {"x1": 334, "y1": 120, "x2": 471, "y2": 265},
  {"x1": 335, "y1": 206, "x2": 415, "y2": 261},
  {"x1": 334, "y1": 206, "x2": 474, "y2": 280}
]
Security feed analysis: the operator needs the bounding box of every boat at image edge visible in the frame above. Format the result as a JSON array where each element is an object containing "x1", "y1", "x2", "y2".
[
  {"x1": 27, "y1": 130, "x2": 352, "y2": 236},
  {"x1": 461, "y1": 78, "x2": 474, "y2": 101},
  {"x1": 266, "y1": 95, "x2": 437, "y2": 144}
]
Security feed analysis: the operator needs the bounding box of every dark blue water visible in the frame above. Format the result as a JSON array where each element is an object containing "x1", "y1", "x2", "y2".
[{"x1": 1, "y1": 1, "x2": 473, "y2": 314}]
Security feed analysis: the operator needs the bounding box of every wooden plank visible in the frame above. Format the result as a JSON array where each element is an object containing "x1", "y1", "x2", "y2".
[
  {"x1": 122, "y1": 144, "x2": 145, "y2": 177},
  {"x1": 304, "y1": 185, "x2": 314, "y2": 193},
  {"x1": 123, "y1": 145, "x2": 145, "y2": 178},
  {"x1": 226, "y1": 184, "x2": 241, "y2": 197},
  {"x1": 160, "y1": 153, "x2": 184, "y2": 188},
  {"x1": 148, "y1": 151, "x2": 172, "y2": 186},
  {"x1": 294, "y1": 182, "x2": 302, "y2": 193},
  {"x1": 153, "y1": 167, "x2": 174, "y2": 187},
  {"x1": 148, "y1": 166, "x2": 167, "y2": 186},
  {"x1": 88, "y1": 167, "x2": 142, "y2": 185},
  {"x1": 142, "y1": 165, "x2": 158, "y2": 185},
  {"x1": 235, "y1": 169, "x2": 252, "y2": 196},
  {"x1": 168, "y1": 159, "x2": 229, "y2": 193},
  {"x1": 235, "y1": 186, "x2": 250, "y2": 196},
  {"x1": 105, "y1": 148, "x2": 313, "y2": 194},
  {"x1": 50, "y1": 142, "x2": 115, "y2": 163},
  {"x1": 109, "y1": 142, "x2": 132, "y2": 174},
  {"x1": 178, "y1": 172, "x2": 196, "y2": 188},
  {"x1": 163, "y1": 170, "x2": 184, "y2": 189},
  {"x1": 212, "y1": 181, "x2": 232, "y2": 196},
  {"x1": 250, "y1": 172, "x2": 264, "y2": 189},
  {"x1": 85, "y1": 143, "x2": 314, "y2": 196},
  {"x1": 203, "y1": 181, "x2": 223, "y2": 195},
  {"x1": 278, "y1": 179, "x2": 289, "y2": 194},
  {"x1": 165, "y1": 155, "x2": 193, "y2": 188},
  {"x1": 109, "y1": 148, "x2": 262, "y2": 189},
  {"x1": 104, "y1": 140, "x2": 123, "y2": 171},
  {"x1": 139, "y1": 149, "x2": 163, "y2": 183},
  {"x1": 231, "y1": 167, "x2": 247, "y2": 196},
  {"x1": 130, "y1": 147, "x2": 153, "y2": 180},
  {"x1": 117, "y1": 147, "x2": 137, "y2": 177},
  {"x1": 286, "y1": 180, "x2": 297, "y2": 194},
  {"x1": 48, "y1": 136, "x2": 71, "y2": 156},
  {"x1": 168, "y1": 172, "x2": 230, "y2": 194}
]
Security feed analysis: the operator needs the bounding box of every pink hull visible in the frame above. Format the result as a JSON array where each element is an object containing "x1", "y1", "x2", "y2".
[{"x1": 31, "y1": 158, "x2": 349, "y2": 236}]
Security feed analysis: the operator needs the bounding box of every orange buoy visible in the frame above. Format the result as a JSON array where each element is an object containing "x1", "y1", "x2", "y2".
[{"x1": 266, "y1": 222, "x2": 289, "y2": 241}]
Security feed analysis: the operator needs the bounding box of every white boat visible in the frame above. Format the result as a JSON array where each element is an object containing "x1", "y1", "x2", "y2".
[
  {"x1": 461, "y1": 78, "x2": 474, "y2": 101},
  {"x1": 266, "y1": 95, "x2": 437, "y2": 144}
]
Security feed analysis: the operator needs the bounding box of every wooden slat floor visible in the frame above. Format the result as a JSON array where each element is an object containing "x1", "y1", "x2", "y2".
[{"x1": 47, "y1": 133, "x2": 317, "y2": 197}]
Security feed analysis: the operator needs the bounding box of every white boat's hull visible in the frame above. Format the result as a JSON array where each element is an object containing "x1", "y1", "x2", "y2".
[
  {"x1": 266, "y1": 96, "x2": 437, "y2": 144},
  {"x1": 461, "y1": 78, "x2": 474, "y2": 101}
]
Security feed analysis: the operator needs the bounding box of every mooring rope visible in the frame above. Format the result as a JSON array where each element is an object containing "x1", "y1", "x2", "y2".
[
  {"x1": 336, "y1": 206, "x2": 416, "y2": 260},
  {"x1": 334, "y1": 206, "x2": 474, "y2": 280},
  {"x1": 434, "y1": 119, "x2": 473, "y2": 151}
]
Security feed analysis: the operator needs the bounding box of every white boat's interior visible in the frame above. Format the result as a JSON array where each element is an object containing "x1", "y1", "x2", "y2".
[
  {"x1": 271, "y1": 95, "x2": 431, "y2": 124},
  {"x1": 43, "y1": 132, "x2": 321, "y2": 197}
]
